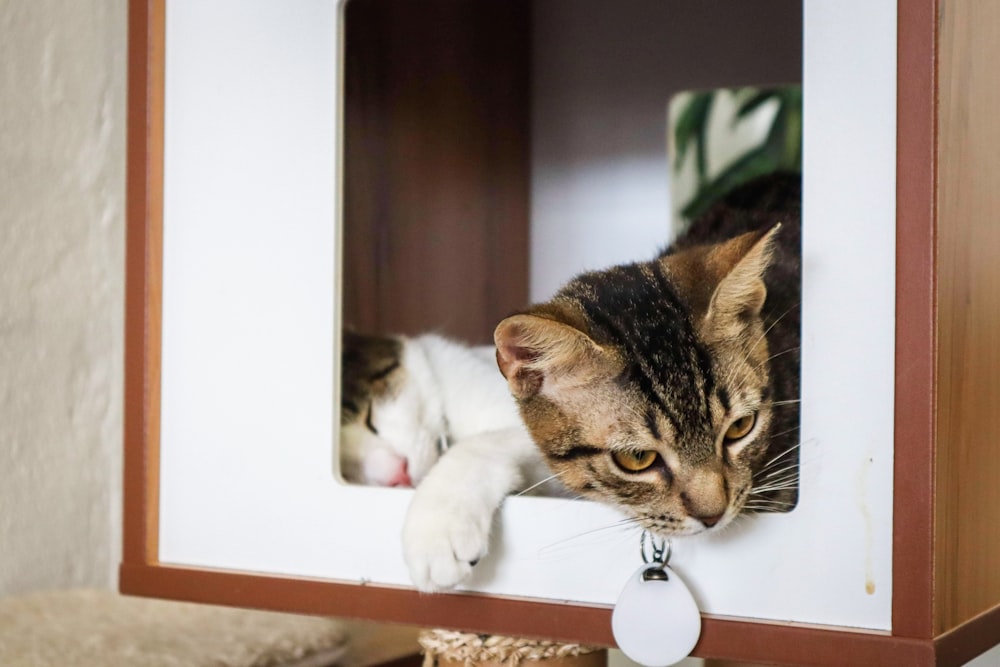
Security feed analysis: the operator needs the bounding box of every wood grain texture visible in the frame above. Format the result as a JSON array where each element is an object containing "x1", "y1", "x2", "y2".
[
  {"x1": 342, "y1": 0, "x2": 530, "y2": 345},
  {"x1": 122, "y1": 0, "x2": 164, "y2": 567},
  {"x1": 935, "y1": 0, "x2": 1000, "y2": 634}
]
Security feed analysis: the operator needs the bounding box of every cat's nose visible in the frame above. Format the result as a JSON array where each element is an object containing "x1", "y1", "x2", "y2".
[
  {"x1": 680, "y1": 488, "x2": 727, "y2": 528},
  {"x1": 388, "y1": 460, "x2": 412, "y2": 487},
  {"x1": 680, "y1": 467, "x2": 728, "y2": 527}
]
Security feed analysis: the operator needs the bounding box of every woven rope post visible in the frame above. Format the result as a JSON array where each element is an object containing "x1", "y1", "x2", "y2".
[{"x1": 418, "y1": 629, "x2": 607, "y2": 667}]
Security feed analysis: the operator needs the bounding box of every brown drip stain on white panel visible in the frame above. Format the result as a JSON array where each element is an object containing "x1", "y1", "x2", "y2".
[{"x1": 858, "y1": 455, "x2": 876, "y2": 595}]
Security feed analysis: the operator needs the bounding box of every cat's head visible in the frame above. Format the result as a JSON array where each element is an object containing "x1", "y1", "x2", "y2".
[
  {"x1": 495, "y1": 227, "x2": 783, "y2": 536},
  {"x1": 339, "y1": 331, "x2": 445, "y2": 487}
]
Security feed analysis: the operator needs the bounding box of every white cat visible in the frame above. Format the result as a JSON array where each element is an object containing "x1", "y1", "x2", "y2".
[{"x1": 339, "y1": 332, "x2": 558, "y2": 591}]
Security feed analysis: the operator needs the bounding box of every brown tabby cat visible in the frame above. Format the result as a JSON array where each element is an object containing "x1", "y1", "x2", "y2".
[{"x1": 494, "y1": 173, "x2": 800, "y2": 537}]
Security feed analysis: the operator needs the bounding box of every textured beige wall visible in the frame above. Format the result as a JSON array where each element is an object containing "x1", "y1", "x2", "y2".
[{"x1": 0, "y1": 0, "x2": 126, "y2": 595}]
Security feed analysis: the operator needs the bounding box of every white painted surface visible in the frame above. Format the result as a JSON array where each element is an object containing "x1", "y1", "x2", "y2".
[
  {"x1": 159, "y1": 0, "x2": 897, "y2": 631},
  {"x1": 0, "y1": 0, "x2": 126, "y2": 596}
]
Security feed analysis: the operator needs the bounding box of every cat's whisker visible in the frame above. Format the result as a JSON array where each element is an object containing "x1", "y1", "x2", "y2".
[
  {"x1": 751, "y1": 479, "x2": 799, "y2": 495},
  {"x1": 762, "y1": 425, "x2": 802, "y2": 442},
  {"x1": 754, "y1": 469, "x2": 795, "y2": 482},
  {"x1": 752, "y1": 467, "x2": 800, "y2": 484},
  {"x1": 752, "y1": 479, "x2": 799, "y2": 495},
  {"x1": 750, "y1": 346, "x2": 801, "y2": 374},
  {"x1": 749, "y1": 484, "x2": 799, "y2": 497},
  {"x1": 756, "y1": 444, "x2": 802, "y2": 469},
  {"x1": 750, "y1": 483, "x2": 798, "y2": 496},
  {"x1": 770, "y1": 399, "x2": 802, "y2": 407},
  {"x1": 751, "y1": 484, "x2": 798, "y2": 495},
  {"x1": 767, "y1": 345, "x2": 801, "y2": 362},
  {"x1": 754, "y1": 465, "x2": 796, "y2": 485},
  {"x1": 714, "y1": 301, "x2": 801, "y2": 400},
  {"x1": 537, "y1": 517, "x2": 644, "y2": 554},
  {"x1": 758, "y1": 440, "x2": 823, "y2": 493},
  {"x1": 743, "y1": 501, "x2": 796, "y2": 512},
  {"x1": 745, "y1": 494, "x2": 797, "y2": 505},
  {"x1": 748, "y1": 435, "x2": 827, "y2": 502},
  {"x1": 755, "y1": 455, "x2": 800, "y2": 476},
  {"x1": 743, "y1": 503, "x2": 794, "y2": 511},
  {"x1": 724, "y1": 344, "x2": 802, "y2": 397},
  {"x1": 759, "y1": 302, "x2": 801, "y2": 346},
  {"x1": 514, "y1": 472, "x2": 565, "y2": 497},
  {"x1": 740, "y1": 301, "x2": 802, "y2": 369},
  {"x1": 750, "y1": 469, "x2": 800, "y2": 490},
  {"x1": 753, "y1": 461, "x2": 800, "y2": 483},
  {"x1": 744, "y1": 492, "x2": 798, "y2": 503},
  {"x1": 753, "y1": 442, "x2": 804, "y2": 476}
]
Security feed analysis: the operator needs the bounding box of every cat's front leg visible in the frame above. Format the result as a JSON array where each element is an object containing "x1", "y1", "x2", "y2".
[
  {"x1": 402, "y1": 473, "x2": 496, "y2": 592},
  {"x1": 402, "y1": 426, "x2": 536, "y2": 592}
]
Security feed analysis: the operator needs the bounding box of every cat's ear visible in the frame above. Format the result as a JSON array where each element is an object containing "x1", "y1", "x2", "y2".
[
  {"x1": 704, "y1": 224, "x2": 781, "y2": 333},
  {"x1": 494, "y1": 312, "x2": 617, "y2": 399}
]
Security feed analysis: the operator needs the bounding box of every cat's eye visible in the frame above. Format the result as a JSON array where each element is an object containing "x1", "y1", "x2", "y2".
[
  {"x1": 611, "y1": 449, "x2": 659, "y2": 473},
  {"x1": 364, "y1": 404, "x2": 378, "y2": 434},
  {"x1": 724, "y1": 413, "x2": 757, "y2": 443}
]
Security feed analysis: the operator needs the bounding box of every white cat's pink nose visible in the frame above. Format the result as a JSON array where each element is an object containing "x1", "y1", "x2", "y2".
[{"x1": 388, "y1": 460, "x2": 412, "y2": 487}]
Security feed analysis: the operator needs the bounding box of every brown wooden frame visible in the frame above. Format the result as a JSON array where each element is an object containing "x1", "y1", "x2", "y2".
[{"x1": 121, "y1": 1, "x2": 1000, "y2": 665}]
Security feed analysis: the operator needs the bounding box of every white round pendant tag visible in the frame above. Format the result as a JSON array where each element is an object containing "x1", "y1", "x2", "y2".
[{"x1": 611, "y1": 564, "x2": 701, "y2": 667}]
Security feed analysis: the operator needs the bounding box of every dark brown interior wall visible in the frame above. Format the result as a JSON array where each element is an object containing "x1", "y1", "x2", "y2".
[{"x1": 342, "y1": 0, "x2": 531, "y2": 345}]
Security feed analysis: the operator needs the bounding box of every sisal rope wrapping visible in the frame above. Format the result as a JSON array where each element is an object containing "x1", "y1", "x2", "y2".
[{"x1": 418, "y1": 629, "x2": 601, "y2": 667}]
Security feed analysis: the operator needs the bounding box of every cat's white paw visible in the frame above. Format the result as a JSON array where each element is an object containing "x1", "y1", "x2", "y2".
[{"x1": 402, "y1": 490, "x2": 493, "y2": 592}]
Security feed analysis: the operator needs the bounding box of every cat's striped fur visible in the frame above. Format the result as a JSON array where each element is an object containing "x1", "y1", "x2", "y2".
[{"x1": 495, "y1": 174, "x2": 801, "y2": 536}]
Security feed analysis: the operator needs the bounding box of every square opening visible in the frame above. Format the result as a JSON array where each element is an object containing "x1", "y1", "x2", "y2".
[{"x1": 338, "y1": 0, "x2": 802, "y2": 521}]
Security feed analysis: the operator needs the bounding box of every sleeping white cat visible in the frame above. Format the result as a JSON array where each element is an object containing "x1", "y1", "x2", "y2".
[{"x1": 339, "y1": 332, "x2": 558, "y2": 591}]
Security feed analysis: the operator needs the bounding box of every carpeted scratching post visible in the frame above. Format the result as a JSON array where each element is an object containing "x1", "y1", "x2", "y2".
[
  {"x1": 418, "y1": 629, "x2": 606, "y2": 667},
  {"x1": 0, "y1": 589, "x2": 421, "y2": 667}
]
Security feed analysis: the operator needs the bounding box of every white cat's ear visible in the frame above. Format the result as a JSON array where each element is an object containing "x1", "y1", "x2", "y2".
[
  {"x1": 494, "y1": 313, "x2": 616, "y2": 399},
  {"x1": 704, "y1": 224, "x2": 781, "y2": 331}
]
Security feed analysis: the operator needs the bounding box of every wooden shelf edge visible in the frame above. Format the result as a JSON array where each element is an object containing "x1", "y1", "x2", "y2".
[
  {"x1": 934, "y1": 603, "x2": 1000, "y2": 667},
  {"x1": 119, "y1": 563, "x2": 938, "y2": 667},
  {"x1": 119, "y1": 562, "x2": 614, "y2": 645}
]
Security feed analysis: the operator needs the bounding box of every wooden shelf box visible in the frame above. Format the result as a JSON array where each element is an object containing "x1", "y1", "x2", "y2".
[{"x1": 122, "y1": 1, "x2": 1000, "y2": 665}]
